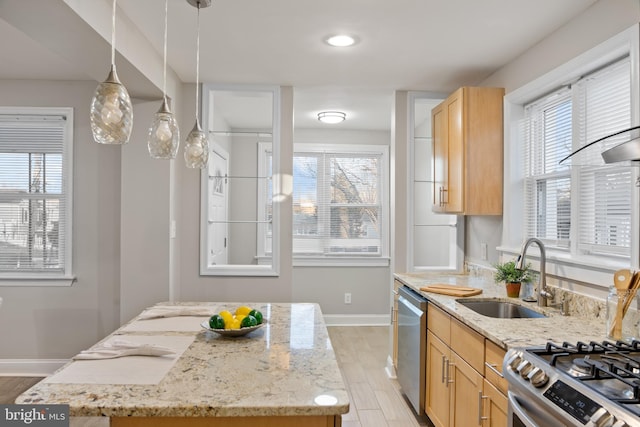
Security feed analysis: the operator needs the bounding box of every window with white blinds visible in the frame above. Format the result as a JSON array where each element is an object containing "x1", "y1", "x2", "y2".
[
  {"x1": 292, "y1": 146, "x2": 386, "y2": 258},
  {"x1": 522, "y1": 57, "x2": 632, "y2": 258},
  {"x1": 263, "y1": 144, "x2": 388, "y2": 263},
  {"x1": 0, "y1": 108, "x2": 73, "y2": 278}
]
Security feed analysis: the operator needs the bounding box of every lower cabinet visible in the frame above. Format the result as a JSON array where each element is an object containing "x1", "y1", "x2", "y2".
[
  {"x1": 425, "y1": 304, "x2": 508, "y2": 427},
  {"x1": 426, "y1": 331, "x2": 450, "y2": 427},
  {"x1": 482, "y1": 379, "x2": 508, "y2": 427}
]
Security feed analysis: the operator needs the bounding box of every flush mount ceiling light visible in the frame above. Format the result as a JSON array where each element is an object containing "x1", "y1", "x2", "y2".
[
  {"x1": 89, "y1": 0, "x2": 133, "y2": 145},
  {"x1": 184, "y1": 0, "x2": 212, "y2": 169},
  {"x1": 318, "y1": 111, "x2": 346, "y2": 124},
  {"x1": 147, "y1": 0, "x2": 180, "y2": 159},
  {"x1": 325, "y1": 34, "x2": 357, "y2": 47}
]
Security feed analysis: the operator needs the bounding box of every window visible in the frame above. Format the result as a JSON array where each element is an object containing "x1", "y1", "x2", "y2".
[
  {"x1": 0, "y1": 107, "x2": 73, "y2": 282},
  {"x1": 262, "y1": 144, "x2": 388, "y2": 266},
  {"x1": 522, "y1": 57, "x2": 632, "y2": 259},
  {"x1": 292, "y1": 145, "x2": 388, "y2": 265}
]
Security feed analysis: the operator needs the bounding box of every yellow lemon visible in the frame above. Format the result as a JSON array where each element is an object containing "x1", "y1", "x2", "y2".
[
  {"x1": 235, "y1": 306, "x2": 252, "y2": 316},
  {"x1": 219, "y1": 310, "x2": 234, "y2": 324},
  {"x1": 236, "y1": 314, "x2": 247, "y2": 323},
  {"x1": 229, "y1": 318, "x2": 242, "y2": 330}
]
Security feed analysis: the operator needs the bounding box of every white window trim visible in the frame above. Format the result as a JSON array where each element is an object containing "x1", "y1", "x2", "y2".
[
  {"x1": 500, "y1": 24, "x2": 640, "y2": 288},
  {"x1": 288, "y1": 143, "x2": 390, "y2": 267},
  {"x1": 0, "y1": 106, "x2": 75, "y2": 286}
]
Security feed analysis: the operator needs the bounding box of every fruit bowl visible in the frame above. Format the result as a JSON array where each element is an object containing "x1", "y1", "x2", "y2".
[{"x1": 200, "y1": 320, "x2": 265, "y2": 337}]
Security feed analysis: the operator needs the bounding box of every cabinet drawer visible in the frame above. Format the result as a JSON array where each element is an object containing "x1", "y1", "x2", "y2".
[
  {"x1": 427, "y1": 304, "x2": 450, "y2": 344},
  {"x1": 450, "y1": 317, "x2": 484, "y2": 373},
  {"x1": 484, "y1": 340, "x2": 507, "y2": 395}
]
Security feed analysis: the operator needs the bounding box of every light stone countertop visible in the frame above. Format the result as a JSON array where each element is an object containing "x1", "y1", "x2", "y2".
[
  {"x1": 15, "y1": 302, "x2": 349, "y2": 418},
  {"x1": 395, "y1": 272, "x2": 609, "y2": 350}
]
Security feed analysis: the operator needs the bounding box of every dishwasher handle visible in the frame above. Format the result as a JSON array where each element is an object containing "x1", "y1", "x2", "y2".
[
  {"x1": 398, "y1": 295, "x2": 424, "y2": 317},
  {"x1": 398, "y1": 286, "x2": 427, "y2": 310}
]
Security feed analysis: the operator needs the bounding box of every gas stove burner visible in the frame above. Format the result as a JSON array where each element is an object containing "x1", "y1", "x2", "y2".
[{"x1": 568, "y1": 357, "x2": 593, "y2": 377}]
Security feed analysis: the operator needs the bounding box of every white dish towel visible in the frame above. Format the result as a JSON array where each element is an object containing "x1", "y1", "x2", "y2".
[
  {"x1": 73, "y1": 338, "x2": 176, "y2": 360},
  {"x1": 138, "y1": 305, "x2": 213, "y2": 320}
]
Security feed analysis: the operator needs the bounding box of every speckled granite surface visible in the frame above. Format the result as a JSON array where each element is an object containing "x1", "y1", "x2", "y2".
[
  {"x1": 395, "y1": 272, "x2": 618, "y2": 350},
  {"x1": 15, "y1": 302, "x2": 349, "y2": 418}
]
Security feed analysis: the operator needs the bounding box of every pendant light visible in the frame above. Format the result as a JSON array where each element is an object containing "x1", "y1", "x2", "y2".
[
  {"x1": 147, "y1": 0, "x2": 180, "y2": 159},
  {"x1": 184, "y1": 0, "x2": 211, "y2": 169},
  {"x1": 89, "y1": 0, "x2": 133, "y2": 145}
]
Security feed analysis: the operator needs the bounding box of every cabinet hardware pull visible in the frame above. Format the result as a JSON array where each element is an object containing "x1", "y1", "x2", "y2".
[
  {"x1": 478, "y1": 391, "x2": 489, "y2": 424},
  {"x1": 441, "y1": 187, "x2": 448, "y2": 206},
  {"x1": 484, "y1": 362, "x2": 504, "y2": 378},
  {"x1": 447, "y1": 360, "x2": 454, "y2": 385},
  {"x1": 441, "y1": 355, "x2": 446, "y2": 383}
]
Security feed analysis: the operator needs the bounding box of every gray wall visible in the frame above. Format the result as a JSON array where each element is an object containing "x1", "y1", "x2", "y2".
[{"x1": 0, "y1": 80, "x2": 121, "y2": 359}]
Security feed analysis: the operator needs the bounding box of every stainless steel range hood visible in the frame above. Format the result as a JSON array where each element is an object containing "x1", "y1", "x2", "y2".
[{"x1": 559, "y1": 125, "x2": 640, "y2": 165}]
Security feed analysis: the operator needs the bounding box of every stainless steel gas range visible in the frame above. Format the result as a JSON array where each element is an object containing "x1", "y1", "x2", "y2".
[{"x1": 504, "y1": 340, "x2": 640, "y2": 427}]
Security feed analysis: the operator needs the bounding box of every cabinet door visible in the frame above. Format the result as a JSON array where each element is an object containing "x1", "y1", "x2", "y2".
[
  {"x1": 445, "y1": 89, "x2": 464, "y2": 213},
  {"x1": 426, "y1": 331, "x2": 450, "y2": 427},
  {"x1": 482, "y1": 379, "x2": 508, "y2": 427},
  {"x1": 432, "y1": 103, "x2": 447, "y2": 212},
  {"x1": 450, "y1": 352, "x2": 483, "y2": 427}
]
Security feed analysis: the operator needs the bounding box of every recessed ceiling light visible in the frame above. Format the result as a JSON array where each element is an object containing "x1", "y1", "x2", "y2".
[
  {"x1": 318, "y1": 111, "x2": 346, "y2": 124},
  {"x1": 325, "y1": 34, "x2": 356, "y2": 47}
]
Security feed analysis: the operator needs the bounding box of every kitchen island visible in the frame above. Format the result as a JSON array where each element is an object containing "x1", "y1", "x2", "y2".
[{"x1": 16, "y1": 302, "x2": 348, "y2": 427}]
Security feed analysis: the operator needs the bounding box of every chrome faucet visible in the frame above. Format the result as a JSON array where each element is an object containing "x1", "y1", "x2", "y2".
[{"x1": 516, "y1": 238, "x2": 554, "y2": 307}]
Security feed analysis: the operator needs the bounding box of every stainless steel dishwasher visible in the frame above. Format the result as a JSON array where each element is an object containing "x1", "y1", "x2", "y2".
[{"x1": 397, "y1": 285, "x2": 428, "y2": 415}]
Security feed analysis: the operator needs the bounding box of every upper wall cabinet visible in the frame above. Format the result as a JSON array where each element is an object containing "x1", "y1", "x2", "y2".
[{"x1": 431, "y1": 87, "x2": 504, "y2": 215}]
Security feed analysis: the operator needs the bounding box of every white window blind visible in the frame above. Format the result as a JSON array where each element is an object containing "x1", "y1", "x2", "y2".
[
  {"x1": 0, "y1": 110, "x2": 72, "y2": 277},
  {"x1": 522, "y1": 57, "x2": 632, "y2": 258},
  {"x1": 574, "y1": 58, "x2": 632, "y2": 256},
  {"x1": 290, "y1": 145, "x2": 387, "y2": 259},
  {"x1": 523, "y1": 89, "x2": 572, "y2": 248}
]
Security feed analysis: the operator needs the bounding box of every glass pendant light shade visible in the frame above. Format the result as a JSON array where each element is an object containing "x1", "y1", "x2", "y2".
[
  {"x1": 90, "y1": 64, "x2": 133, "y2": 145},
  {"x1": 184, "y1": 119, "x2": 209, "y2": 169},
  {"x1": 148, "y1": 97, "x2": 180, "y2": 159}
]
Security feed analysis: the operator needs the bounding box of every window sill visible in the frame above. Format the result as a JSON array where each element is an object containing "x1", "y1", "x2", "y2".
[
  {"x1": 293, "y1": 256, "x2": 390, "y2": 267},
  {"x1": 497, "y1": 245, "x2": 626, "y2": 289},
  {"x1": 0, "y1": 276, "x2": 76, "y2": 287}
]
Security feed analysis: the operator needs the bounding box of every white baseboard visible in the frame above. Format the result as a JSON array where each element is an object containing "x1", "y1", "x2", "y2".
[
  {"x1": 323, "y1": 314, "x2": 390, "y2": 326},
  {"x1": 0, "y1": 359, "x2": 67, "y2": 376}
]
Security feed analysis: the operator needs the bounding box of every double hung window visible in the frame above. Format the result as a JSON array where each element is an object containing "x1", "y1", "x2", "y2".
[
  {"x1": 522, "y1": 57, "x2": 632, "y2": 259},
  {"x1": 261, "y1": 144, "x2": 388, "y2": 265},
  {"x1": 0, "y1": 107, "x2": 73, "y2": 280}
]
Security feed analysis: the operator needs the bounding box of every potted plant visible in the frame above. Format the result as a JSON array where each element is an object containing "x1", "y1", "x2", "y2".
[{"x1": 493, "y1": 260, "x2": 532, "y2": 298}]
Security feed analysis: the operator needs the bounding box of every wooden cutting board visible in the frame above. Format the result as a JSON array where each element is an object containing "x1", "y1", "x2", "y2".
[{"x1": 419, "y1": 284, "x2": 483, "y2": 297}]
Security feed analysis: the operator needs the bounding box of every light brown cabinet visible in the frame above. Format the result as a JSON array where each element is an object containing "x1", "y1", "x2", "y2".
[
  {"x1": 425, "y1": 304, "x2": 508, "y2": 427},
  {"x1": 431, "y1": 86, "x2": 505, "y2": 215}
]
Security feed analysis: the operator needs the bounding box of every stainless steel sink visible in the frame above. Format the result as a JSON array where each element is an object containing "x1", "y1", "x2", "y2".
[{"x1": 456, "y1": 299, "x2": 547, "y2": 319}]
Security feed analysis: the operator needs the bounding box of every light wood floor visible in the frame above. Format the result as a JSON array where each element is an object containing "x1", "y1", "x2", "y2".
[
  {"x1": 328, "y1": 326, "x2": 430, "y2": 427},
  {"x1": 1, "y1": 326, "x2": 429, "y2": 427}
]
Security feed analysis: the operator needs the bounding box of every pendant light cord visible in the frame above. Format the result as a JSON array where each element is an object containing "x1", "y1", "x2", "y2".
[
  {"x1": 195, "y1": 3, "x2": 201, "y2": 122},
  {"x1": 162, "y1": 0, "x2": 168, "y2": 98},
  {"x1": 111, "y1": 0, "x2": 117, "y2": 66}
]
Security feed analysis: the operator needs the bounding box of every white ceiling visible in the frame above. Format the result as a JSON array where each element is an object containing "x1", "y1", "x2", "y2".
[{"x1": 0, "y1": 0, "x2": 599, "y2": 131}]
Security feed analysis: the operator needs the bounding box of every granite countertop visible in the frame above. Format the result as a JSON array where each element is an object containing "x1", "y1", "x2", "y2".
[
  {"x1": 16, "y1": 302, "x2": 349, "y2": 418},
  {"x1": 395, "y1": 272, "x2": 609, "y2": 350}
]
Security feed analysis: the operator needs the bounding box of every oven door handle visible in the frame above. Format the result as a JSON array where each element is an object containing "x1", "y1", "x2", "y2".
[{"x1": 508, "y1": 391, "x2": 540, "y2": 427}]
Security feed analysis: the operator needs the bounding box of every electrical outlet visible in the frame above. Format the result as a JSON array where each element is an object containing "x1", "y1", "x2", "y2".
[
  {"x1": 481, "y1": 243, "x2": 488, "y2": 260},
  {"x1": 344, "y1": 293, "x2": 352, "y2": 304}
]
